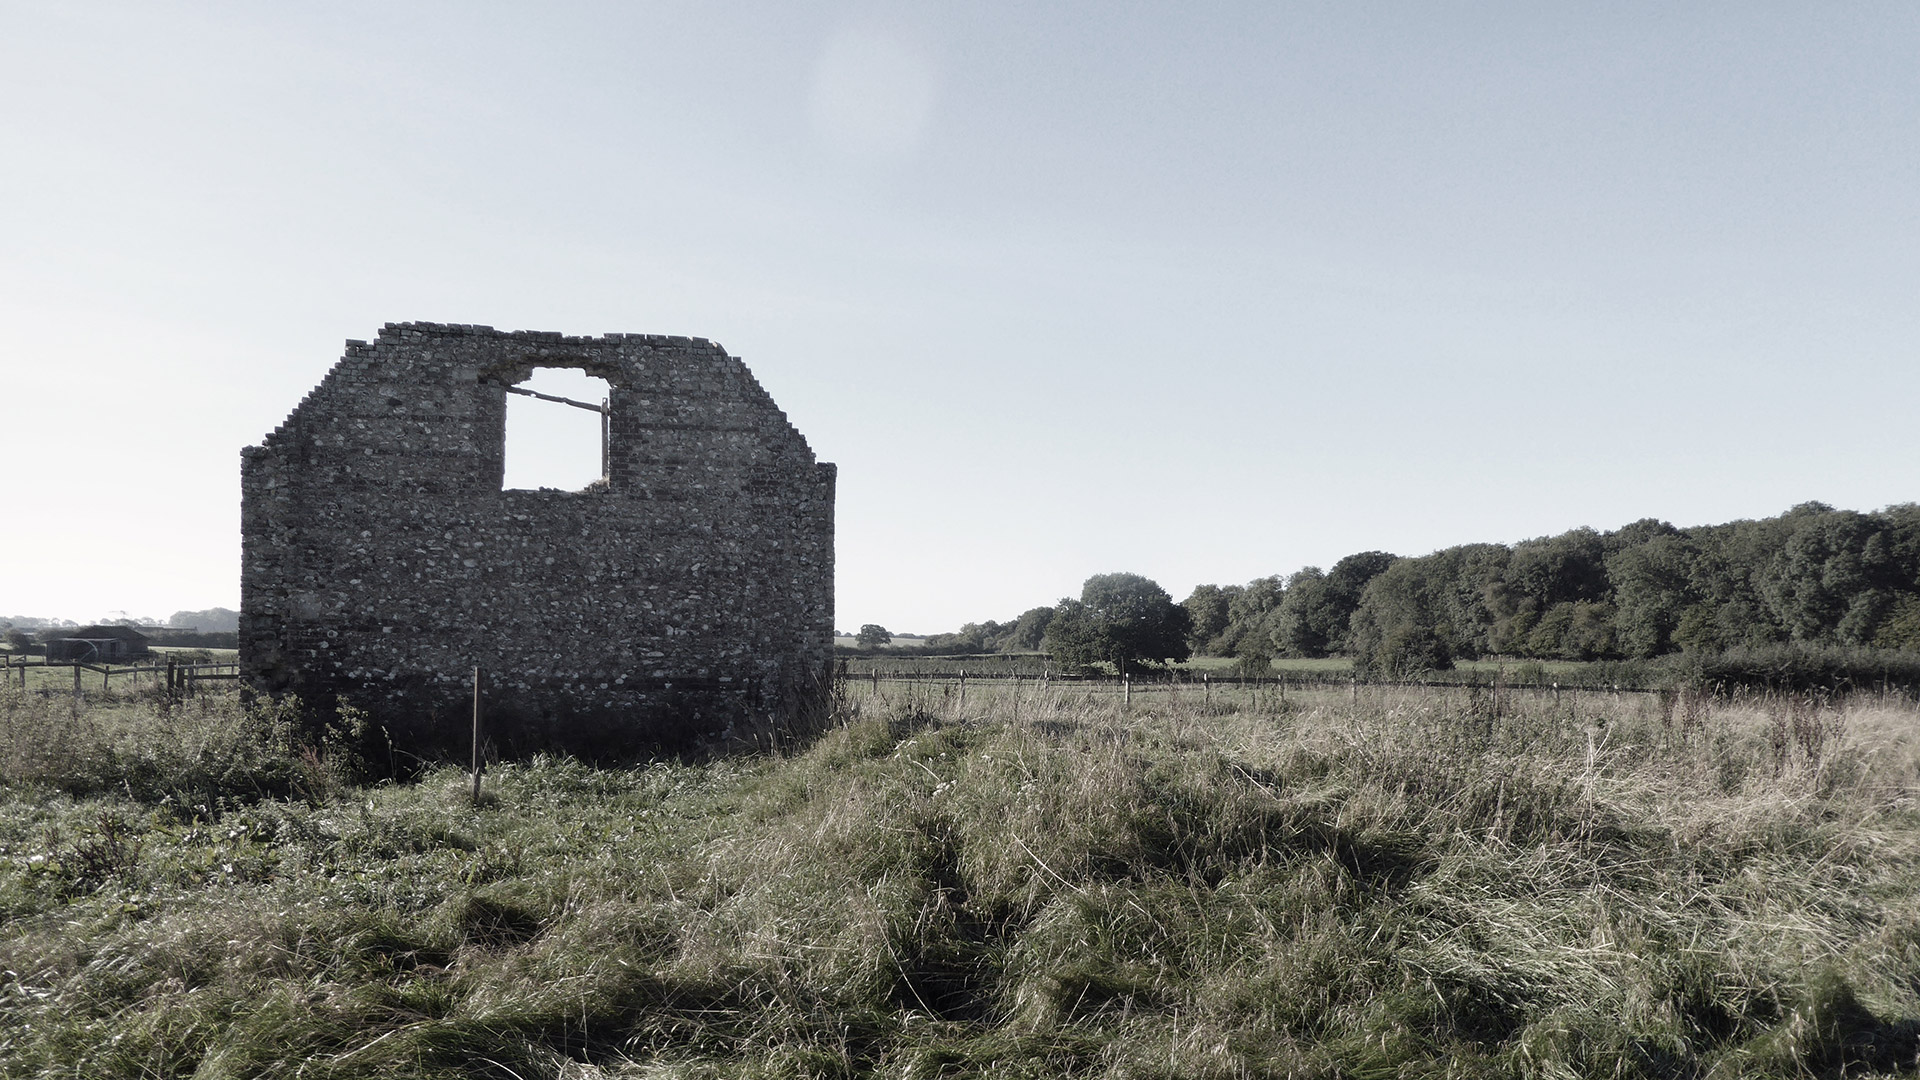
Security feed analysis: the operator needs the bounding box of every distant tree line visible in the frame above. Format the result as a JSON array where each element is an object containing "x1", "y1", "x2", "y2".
[
  {"x1": 912, "y1": 606, "x2": 1060, "y2": 656},
  {"x1": 870, "y1": 503, "x2": 1920, "y2": 685},
  {"x1": 849, "y1": 574, "x2": 1191, "y2": 674},
  {"x1": 1182, "y1": 502, "x2": 1920, "y2": 676}
]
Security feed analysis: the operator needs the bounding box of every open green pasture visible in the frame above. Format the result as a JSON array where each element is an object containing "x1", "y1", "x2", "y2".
[
  {"x1": 837, "y1": 654, "x2": 1351, "y2": 679},
  {"x1": 1177, "y1": 656, "x2": 1355, "y2": 677},
  {"x1": 149, "y1": 646, "x2": 239, "y2": 661},
  {"x1": 841, "y1": 653, "x2": 1610, "y2": 687},
  {"x1": 5, "y1": 678, "x2": 1920, "y2": 1077}
]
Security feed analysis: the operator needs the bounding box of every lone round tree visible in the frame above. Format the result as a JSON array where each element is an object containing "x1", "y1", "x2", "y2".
[{"x1": 1045, "y1": 572, "x2": 1192, "y2": 672}]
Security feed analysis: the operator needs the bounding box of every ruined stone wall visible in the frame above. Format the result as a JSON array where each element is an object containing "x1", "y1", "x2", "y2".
[{"x1": 240, "y1": 323, "x2": 835, "y2": 755}]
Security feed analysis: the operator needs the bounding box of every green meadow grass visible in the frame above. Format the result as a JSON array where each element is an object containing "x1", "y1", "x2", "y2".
[
  {"x1": 4, "y1": 678, "x2": 1920, "y2": 1077},
  {"x1": 842, "y1": 655, "x2": 1608, "y2": 685},
  {"x1": 1175, "y1": 657, "x2": 1355, "y2": 677}
]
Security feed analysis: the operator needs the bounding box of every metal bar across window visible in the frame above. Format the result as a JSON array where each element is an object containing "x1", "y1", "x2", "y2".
[{"x1": 503, "y1": 384, "x2": 608, "y2": 414}]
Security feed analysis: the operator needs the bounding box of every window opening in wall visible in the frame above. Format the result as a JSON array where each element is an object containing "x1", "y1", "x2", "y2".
[{"x1": 503, "y1": 368, "x2": 612, "y2": 491}]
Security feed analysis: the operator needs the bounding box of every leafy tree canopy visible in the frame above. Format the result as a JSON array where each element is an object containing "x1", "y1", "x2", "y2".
[
  {"x1": 980, "y1": 502, "x2": 1920, "y2": 676},
  {"x1": 1006, "y1": 607, "x2": 1057, "y2": 652},
  {"x1": 1181, "y1": 584, "x2": 1231, "y2": 653},
  {"x1": 1046, "y1": 572, "x2": 1192, "y2": 671},
  {"x1": 1348, "y1": 559, "x2": 1457, "y2": 677},
  {"x1": 1271, "y1": 552, "x2": 1398, "y2": 658}
]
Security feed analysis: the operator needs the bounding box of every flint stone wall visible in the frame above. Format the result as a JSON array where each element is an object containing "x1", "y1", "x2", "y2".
[{"x1": 240, "y1": 322, "x2": 835, "y2": 754}]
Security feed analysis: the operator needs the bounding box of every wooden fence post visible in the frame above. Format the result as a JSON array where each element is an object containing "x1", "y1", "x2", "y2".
[
  {"x1": 471, "y1": 666, "x2": 484, "y2": 803},
  {"x1": 72, "y1": 663, "x2": 81, "y2": 712}
]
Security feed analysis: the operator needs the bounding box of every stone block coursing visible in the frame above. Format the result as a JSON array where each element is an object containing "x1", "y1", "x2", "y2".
[{"x1": 240, "y1": 322, "x2": 835, "y2": 755}]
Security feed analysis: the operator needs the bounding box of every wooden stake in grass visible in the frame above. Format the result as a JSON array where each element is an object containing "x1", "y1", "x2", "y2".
[{"x1": 471, "y1": 666, "x2": 483, "y2": 803}]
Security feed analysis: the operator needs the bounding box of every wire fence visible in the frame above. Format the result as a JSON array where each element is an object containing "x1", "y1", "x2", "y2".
[
  {"x1": 826, "y1": 667, "x2": 1694, "y2": 723},
  {"x1": 5, "y1": 652, "x2": 1898, "y2": 720},
  {"x1": 834, "y1": 664, "x2": 1666, "y2": 695}
]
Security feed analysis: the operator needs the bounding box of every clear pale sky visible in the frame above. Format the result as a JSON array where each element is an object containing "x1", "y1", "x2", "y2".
[{"x1": 3, "y1": 2, "x2": 1916, "y2": 633}]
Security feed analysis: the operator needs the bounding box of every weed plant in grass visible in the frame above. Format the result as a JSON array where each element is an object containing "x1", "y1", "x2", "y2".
[
  {"x1": 0, "y1": 681, "x2": 320, "y2": 808},
  {"x1": 4, "y1": 681, "x2": 1920, "y2": 1077}
]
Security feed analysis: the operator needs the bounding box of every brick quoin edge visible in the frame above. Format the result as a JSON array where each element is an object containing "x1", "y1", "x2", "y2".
[{"x1": 240, "y1": 323, "x2": 835, "y2": 757}]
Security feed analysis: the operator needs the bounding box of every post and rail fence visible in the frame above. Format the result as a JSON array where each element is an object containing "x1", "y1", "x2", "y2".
[{"x1": 1, "y1": 654, "x2": 241, "y2": 700}]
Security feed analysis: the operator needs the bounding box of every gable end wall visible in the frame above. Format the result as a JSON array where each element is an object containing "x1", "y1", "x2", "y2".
[{"x1": 240, "y1": 322, "x2": 835, "y2": 754}]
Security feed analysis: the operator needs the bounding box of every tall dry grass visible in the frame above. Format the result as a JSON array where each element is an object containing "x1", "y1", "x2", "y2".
[{"x1": 2, "y1": 680, "x2": 1918, "y2": 1077}]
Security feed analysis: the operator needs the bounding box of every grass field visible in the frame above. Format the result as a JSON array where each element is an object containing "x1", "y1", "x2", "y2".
[
  {"x1": 4, "y1": 678, "x2": 1920, "y2": 1077},
  {"x1": 841, "y1": 653, "x2": 1612, "y2": 687},
  {"x1": 1178, "y1": 657, "x2": 1355, "y2": 677}
]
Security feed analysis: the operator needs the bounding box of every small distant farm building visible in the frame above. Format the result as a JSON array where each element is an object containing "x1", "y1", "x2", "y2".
[{"x1": 46, "y1": 626, "x2": 152, "y2": 662}]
